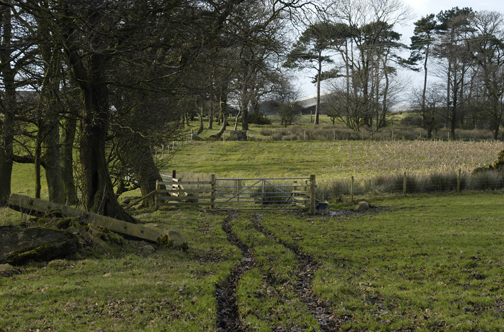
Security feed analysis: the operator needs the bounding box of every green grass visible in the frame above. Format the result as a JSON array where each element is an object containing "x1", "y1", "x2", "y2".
[
  {"x1": 256, "y1": 193, "x2": 504, "y2": 331},
  {"x1": 231, "y1": 217, "x2": 320, "y2": 331},
  {"x1": 4, "y1": 133, "x2": 504, "y2": 331},
  {"x1": 3, "y1": 192, "x2": 504, "y2": 330},
  {"x1": 166, "y1": 140, "x2": 503, "y2": 183},
  {"x1": 0, "y1": 206, "x2": 241, "y2": 331}
]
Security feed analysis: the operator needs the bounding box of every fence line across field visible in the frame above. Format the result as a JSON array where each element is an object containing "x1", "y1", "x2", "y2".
[
  {"x1": 154, "y1": 175, "x2": 316, "y2": 212},
  {"x1": 335, "y1": 169, "x2": 504, "y2": 200}
]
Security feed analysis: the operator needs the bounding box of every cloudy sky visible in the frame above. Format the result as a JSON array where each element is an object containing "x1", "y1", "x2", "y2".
[{"x1": 297, "y1": 0, "x2": 504, "y2": 98}]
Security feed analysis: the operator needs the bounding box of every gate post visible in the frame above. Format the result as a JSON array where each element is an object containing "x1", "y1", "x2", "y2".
[
  {"x1": 155, "y1": 180, "x2": 159, "y2": 211},
  {"x1": 310, "y1": 175, "x2": 316, "y2": 214},
  {"x1": 211, "y1": 174, "x2": 215, "y2": 210}
]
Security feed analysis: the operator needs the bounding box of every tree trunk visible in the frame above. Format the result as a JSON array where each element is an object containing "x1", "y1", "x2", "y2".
[
  {"x1": 60, "y1": 112, "x2": 77, "y2": 205},
  {"x1": 43, "y1": 120, "x2": 65, "y2": 203},
  {"x1": 215, "y1": 86, "x2": 228, "y2": 139},
  {"x1": 241, "y1": 93, "x2": 249, "y2": 131},
  {"x1": 207, "y1": 100, "x2": 213, "y2": 129},
  {"x1": 118, "y1": 134, "x2": 162, "y2": 207},
  {"x1": 59, "y1": 3, "x2": 135, "y2": 222},
  {"x1": 37, "y1": 11, "x2": 65, "y2": 204},
  {"x1": 421, "y1": 46, "x2": 429, "y2": 117},
  {"x1": 78, "y1": 57, "x2": 135, "y2": 222},
  {"x1": 34, "y1": 125, "x2": 42, "y2": 199},
  {"x1": 0, "y1": 4, "x2": 14, "y2": 206},
  {"x1": 315, "y1": 51, "x2": 322, "y2": 125}
]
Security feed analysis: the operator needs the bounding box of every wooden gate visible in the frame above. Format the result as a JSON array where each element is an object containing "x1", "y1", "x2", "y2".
[{"x1": 155, "y1": 175, "x2": 316, "y2": 213}]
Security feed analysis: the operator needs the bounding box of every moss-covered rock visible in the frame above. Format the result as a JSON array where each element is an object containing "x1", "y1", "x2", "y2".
[
  {"x1": 157, "y1": 233, "x2": 173, "y2": 247},
  {"x1": 355, "y1": 201, "x2": 370, "y2": 212},
  {"x1": 0, "y1": 226, "x2": 79, "y2": 266},
  {"x1": 168, "y1": 230, "x2": 188, "y2": 251}
]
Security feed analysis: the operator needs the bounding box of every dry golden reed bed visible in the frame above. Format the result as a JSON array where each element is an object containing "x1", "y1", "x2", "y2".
[{"x1": 325, "y1": 140, "x2": 504, "y2": 180}]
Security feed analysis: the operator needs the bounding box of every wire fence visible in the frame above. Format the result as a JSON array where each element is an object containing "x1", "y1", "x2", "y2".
[{"x1": 317, "y1": 170, "x2": 504, "y2": 201}]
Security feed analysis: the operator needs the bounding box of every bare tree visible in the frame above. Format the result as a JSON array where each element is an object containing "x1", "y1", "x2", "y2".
[
  {"x1": 467, "y1": 11, "x2": 504, "y2": 139},
  {"x1": 433, "y1": 7, "x2": 474, "y2": 140},
  {"x1": 325, "y1": 0, "x2": 413, "y2": 132},
  {"x1": 411, "y1": 85, "x2": 445, "y2": 138}
]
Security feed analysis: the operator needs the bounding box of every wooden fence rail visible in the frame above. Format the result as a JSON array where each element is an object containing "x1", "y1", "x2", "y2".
[{"x1": 155, "y1": 174, "x2": 316, "y2": 213}]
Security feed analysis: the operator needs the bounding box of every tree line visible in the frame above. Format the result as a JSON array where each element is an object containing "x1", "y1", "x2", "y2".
[
  {"x1": 1, "y1": 0, "x2": 503, "y2": 220},
  {"x1": 297, "y1": 1, "x2": 504, "y2": 140},
  {"x1": 0, "y1": 0, "x2": 311, "y2": 220}
]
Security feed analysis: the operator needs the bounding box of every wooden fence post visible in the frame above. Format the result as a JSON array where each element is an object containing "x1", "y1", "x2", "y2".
[
  {"x1": 211, "y1": 174, "x2": 215, "y2": 210},
  {"x1": 310, "y1": 175, "x2": 316, "y2": 214},
  {"x1": 155, "y1": 180, "x2": 159, "y2": 211},
  {"x1": 403, "y1": 172, "x2": 407, "y2": 195},
  {"x1": 457, "y1": 169, "x2": 461, "y2": 193},
  {"x1": 351, "y1": 176, "x2": 354, "y2": 203}
]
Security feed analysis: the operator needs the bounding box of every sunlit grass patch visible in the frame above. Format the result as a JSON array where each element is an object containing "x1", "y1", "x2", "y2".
[
  {"x1": 257, "y1": 194, "x2": 504, "y2": 331},
  {"x1": 0, "y1": 208, "x2": 239, "y2": 331}
]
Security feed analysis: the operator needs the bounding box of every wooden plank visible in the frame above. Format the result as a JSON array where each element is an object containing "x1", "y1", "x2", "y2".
[
  {"x1": 8, "y1": 194, "x2": 164, "y2": 243},
  {"x1": 161, "y1": 189, "x2": 213, "y2": 194},
  {"x1": 166, "y1": 196, "x2": 212, "y2": 201},
  {"x1": 158, "y1": 202, "x2": 215, "y2": 207},
  {"x1": 158, "y1": 181, "x2": 212, "y2": 185}
]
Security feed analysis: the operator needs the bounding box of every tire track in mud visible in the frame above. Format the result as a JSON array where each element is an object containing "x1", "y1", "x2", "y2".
[
  {"x1": 251, "y1": 214, "x2": 345, "y2": 331},
  {"x1": 215, "y1": 213, "x2": 254, "y2": 331}
]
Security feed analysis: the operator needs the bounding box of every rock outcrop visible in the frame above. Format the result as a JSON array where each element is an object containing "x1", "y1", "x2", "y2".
[{"x1": 0, "y1": 226, "x2": 79, "y2": 266}]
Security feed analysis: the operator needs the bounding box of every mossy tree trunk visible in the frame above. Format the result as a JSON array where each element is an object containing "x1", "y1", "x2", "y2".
[
  {"x1": 62, "y1": 6, "x2": 135, "y2": 223},
  {"x1": 0, "y1": 4, "x2": 15, "y2": 206},
  {"x1": 37, "y1": 14, "x2": 65, "y2": 204},
  {"x1": 60, "y1": 111, "x2": 78, "y2": 205}
]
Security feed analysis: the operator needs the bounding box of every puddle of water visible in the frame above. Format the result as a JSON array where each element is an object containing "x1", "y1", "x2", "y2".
[{"x1": 329, "y1": 210, "x2": 352, "y2": 217}]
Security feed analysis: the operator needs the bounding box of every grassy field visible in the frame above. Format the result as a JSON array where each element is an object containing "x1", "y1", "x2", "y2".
[
  {"x1": 2, "y1": 193, "x2": 504, "y2": 331},
  {"x1": 2, "y1": 137, "x2": 504, "y2": 331},
  {"x1": 166, "y1": 140, "x2": 503, "y2": 183}
]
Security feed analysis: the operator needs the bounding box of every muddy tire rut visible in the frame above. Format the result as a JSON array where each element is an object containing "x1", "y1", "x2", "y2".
[
  {"x1": 251, "y1": 214, "x2": 344, "y2": 331},
  {"x1": 215, "y1": 213, "x2": 254, "y2": 331}
]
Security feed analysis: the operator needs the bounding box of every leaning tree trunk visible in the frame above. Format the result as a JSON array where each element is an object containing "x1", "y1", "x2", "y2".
[{"x1": 214, "y1": 87, "x2": 229, "y2": 139}]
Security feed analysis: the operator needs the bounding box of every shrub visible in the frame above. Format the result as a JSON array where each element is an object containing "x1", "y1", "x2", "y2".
[
  {"x1": 249, "y1": 113, "x2": 271, "y2": 125},
  {"x1": 469, "y1": 171, "x2": 504, "y2": 191},
  {"x1": 272, "y1": 132, "x2": 283, "y2": 141},
  {"x1": 426, "y1": 172, "x2": 460, "y2": 192},
  {"x1": 317, "y1": 180, "x2": 353, "y2": 202},
  {"x1": 260, "y1": 128, "x2": 273, "y2": 136},
  {"x1": 366, "y1": 174, "x2": 422, "y2": 193}
]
